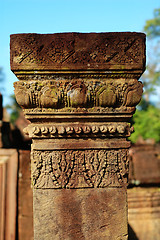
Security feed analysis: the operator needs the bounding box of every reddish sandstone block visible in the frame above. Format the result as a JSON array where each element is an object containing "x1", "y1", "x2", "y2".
[
  {"x1": 18, "y1": 150, "x2": 33, "y2": 240},
  {"x1": 0, "y1": 149, "x2": 18, "y2": 240},
  {"x1": 10, "y1": 32, "x2": 146, "y2": 72},
  {"x1": 10, "y1": 32, "x2": 146, "y2": 240},
  {"x1": 128, "y1": 188, "x2": 160, "y2": 240}
]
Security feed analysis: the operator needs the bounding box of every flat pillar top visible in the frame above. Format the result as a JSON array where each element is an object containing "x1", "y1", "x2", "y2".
[{"x1": 10, "y1": 32, "x2": 145, "y2": 73}]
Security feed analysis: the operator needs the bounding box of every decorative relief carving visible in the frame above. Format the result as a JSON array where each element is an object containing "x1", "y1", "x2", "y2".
[
  {"x1": 10, "y1": 32, "x2": 145, "y2": 238},
  {"x1": 24, "y1": 123, "x2": 132, "y2": 138},
  {"x1": 16, "y1": 73, "x2": 142, "y2": 80},
  {"x1": 24, "y1": 123, "x2": 133, "y2": 138},
  {"x1": 10, "y1": 33, "x2": 145, "y2": 70},
  {"x1": 11, "y1": 32, "x2": 145, "y2": 192},
  {"x1": 31, "y1": 149, "x2": 129, "y2": 189},
  {"x1": 67, "y1": 81, "x2": 87, "y2": 107},
  {"x1": 14, "y1": 79, "x2": 143, "y2": 111}
]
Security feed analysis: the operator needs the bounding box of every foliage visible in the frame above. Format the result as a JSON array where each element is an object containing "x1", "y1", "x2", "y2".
[
  {"x1": 130, "y1": 106, "x2": 160, "y2": 143},
  {"x1": 5, "y1": 94, "x2": 21, "y2": 124},
  {"x1": 131, "y1": 8, "x2": 160, "y2": 143},
  {"x1": 0, "y1": 68, "x2": 4, "y2": 82},
  {"x1": 0, "y1": 68, "x2": 5, "y2": 94},
  {"x1": 144, "y1": 9, "x2": 160, "y2": 38},
  {"x1": 142, "y1": 8, "x2": 160, "y2": 99}
]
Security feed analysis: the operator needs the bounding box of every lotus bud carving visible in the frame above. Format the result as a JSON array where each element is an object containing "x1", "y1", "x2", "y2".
[
  {"x1": 124, "y1": 81, "x2": 143, "y2": 107},
  {"x1": 14, "y1": 82, "x2": 31, "y2": 108},
  {"x1": 67, "y1": 82, "x2": 87, "y2": 107},
  {"x1": 40, "y1": 86, "x2": 59, "y2": 108},
  {"x1": 96, "y1": 85, "x2": 117, "y2": 107}
]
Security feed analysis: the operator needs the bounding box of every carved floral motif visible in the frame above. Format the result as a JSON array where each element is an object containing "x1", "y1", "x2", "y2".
[
  {"x1": 14, "y1": 79, "x2": 143, "y2": 110},
  {"x1": 31, "y1": 149, "x2": 129, "y2": 189}
]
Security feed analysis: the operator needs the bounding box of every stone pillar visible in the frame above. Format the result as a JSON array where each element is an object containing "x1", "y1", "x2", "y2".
[{"x1": 10, "y1": 32, "x2": 146, "y2": 240}]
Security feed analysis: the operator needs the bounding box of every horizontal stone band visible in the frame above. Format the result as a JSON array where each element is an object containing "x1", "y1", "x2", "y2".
[{"x1": 10, "y1": 32, "x2": 146, "y2": 72}]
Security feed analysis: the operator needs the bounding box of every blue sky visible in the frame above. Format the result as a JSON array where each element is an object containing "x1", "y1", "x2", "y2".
[{"x1": 1, "y1": 0, "x2": 160, "y2": 106}]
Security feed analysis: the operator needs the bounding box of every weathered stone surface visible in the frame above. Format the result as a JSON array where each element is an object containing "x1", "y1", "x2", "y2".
[
  {"x1": 128, "y1": 188, "x2": 160, "y2": 240},
  {"x1": 14, "y1": 149, "x2": 160, "y2": 240},
  {"x1": 34, "y1": 188, "x2": 128, "y2": 240},
  {"x1": 129, "y1": 143, "x2": 160, "y2": 185},
  {"x1": 0, "y1": 149, "x2": 18, "y2": 240},
  {"x1": 10, "y1": 32, "x2": 145, "y2": 72},
  {"x1": 0, "y1": 156, "x2": 7, "y2": 240},
  {"x1": 18, "y1": 150, "x2": 33, "y2": 240},
  {"x1": 31, "y1": 142, "x2": 129, "y2": 189},
  {"x1": 10, "y1": 32, "x2": 145, "y2": 240}
]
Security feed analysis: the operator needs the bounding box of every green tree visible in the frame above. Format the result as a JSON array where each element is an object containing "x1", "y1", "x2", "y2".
[
  {"x1": 130, "y1": 106, "x2": 160, "y2": 143},
  {"x1": 0, "y1": 67, "x2": 5, "y2": 94},
  {"x1": 130, "y1": 8, "x2": 160, "y2": 143},
  {"x1": 142, "y1": 8, "x2": 160, "y2": 103},
  {"x1": 5, "y1": 94, "x2": 21, "y2": 124},
  {"x1": 144, "y1": 8, "x2": 160, "y2": 38}
]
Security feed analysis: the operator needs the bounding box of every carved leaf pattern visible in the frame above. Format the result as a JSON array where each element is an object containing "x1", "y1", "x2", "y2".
[
  {"x1": 14, "y1": 79, "x2": 143, "y2": 110},
  {"x1": 32, "y1": 149, "x2": 129, "y2": 189}
]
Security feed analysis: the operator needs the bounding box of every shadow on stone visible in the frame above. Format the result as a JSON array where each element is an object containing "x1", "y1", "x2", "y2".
[{"x1": 128, "y1": 224, "x2": 139, "y2": 240}]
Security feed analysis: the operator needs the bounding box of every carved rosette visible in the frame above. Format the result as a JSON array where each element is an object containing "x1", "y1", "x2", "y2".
[{"x1": 10, "y1": 32, "x2": 145, "y2": 190}]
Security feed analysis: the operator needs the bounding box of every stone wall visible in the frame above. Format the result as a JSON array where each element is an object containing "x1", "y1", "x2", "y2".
[
  {"x1": 0, "y1": 149, "x2": 18, "y2": 240},
  {"x1": 18, "y1": 150, "x2": 33, "y2": 240}
]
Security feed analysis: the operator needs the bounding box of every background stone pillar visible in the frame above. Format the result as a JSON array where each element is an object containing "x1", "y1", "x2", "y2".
[{"x1": 10, "y1": 32, "x2": 145, "y2": 240}]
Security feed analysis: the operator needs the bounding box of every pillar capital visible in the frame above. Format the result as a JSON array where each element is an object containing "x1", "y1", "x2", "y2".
[
  {"x1": 11, "y1": 32, "x2": 145, "y2": 119},
  {"x1": 10, "y1": 32, "x2": 146, "y2": 240}
]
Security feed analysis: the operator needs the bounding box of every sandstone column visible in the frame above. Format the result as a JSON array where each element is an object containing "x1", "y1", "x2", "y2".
[{"x1": 10, "y1": 32, "x2": 146, "y2": 240}]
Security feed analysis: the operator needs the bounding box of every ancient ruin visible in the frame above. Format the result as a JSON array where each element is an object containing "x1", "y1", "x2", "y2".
[{"x1": 10, "y1": 32, "x2": 146, "y2": 240}]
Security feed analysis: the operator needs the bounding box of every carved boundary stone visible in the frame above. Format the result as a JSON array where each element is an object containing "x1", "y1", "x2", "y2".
[{"x1": 10, "y1": 32, "x2": 145, "y2": 240}]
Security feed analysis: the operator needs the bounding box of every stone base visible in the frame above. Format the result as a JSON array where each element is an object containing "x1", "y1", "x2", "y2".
[{"x1": 33, "y1": 188, "x2": 128, "y2": 240}]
